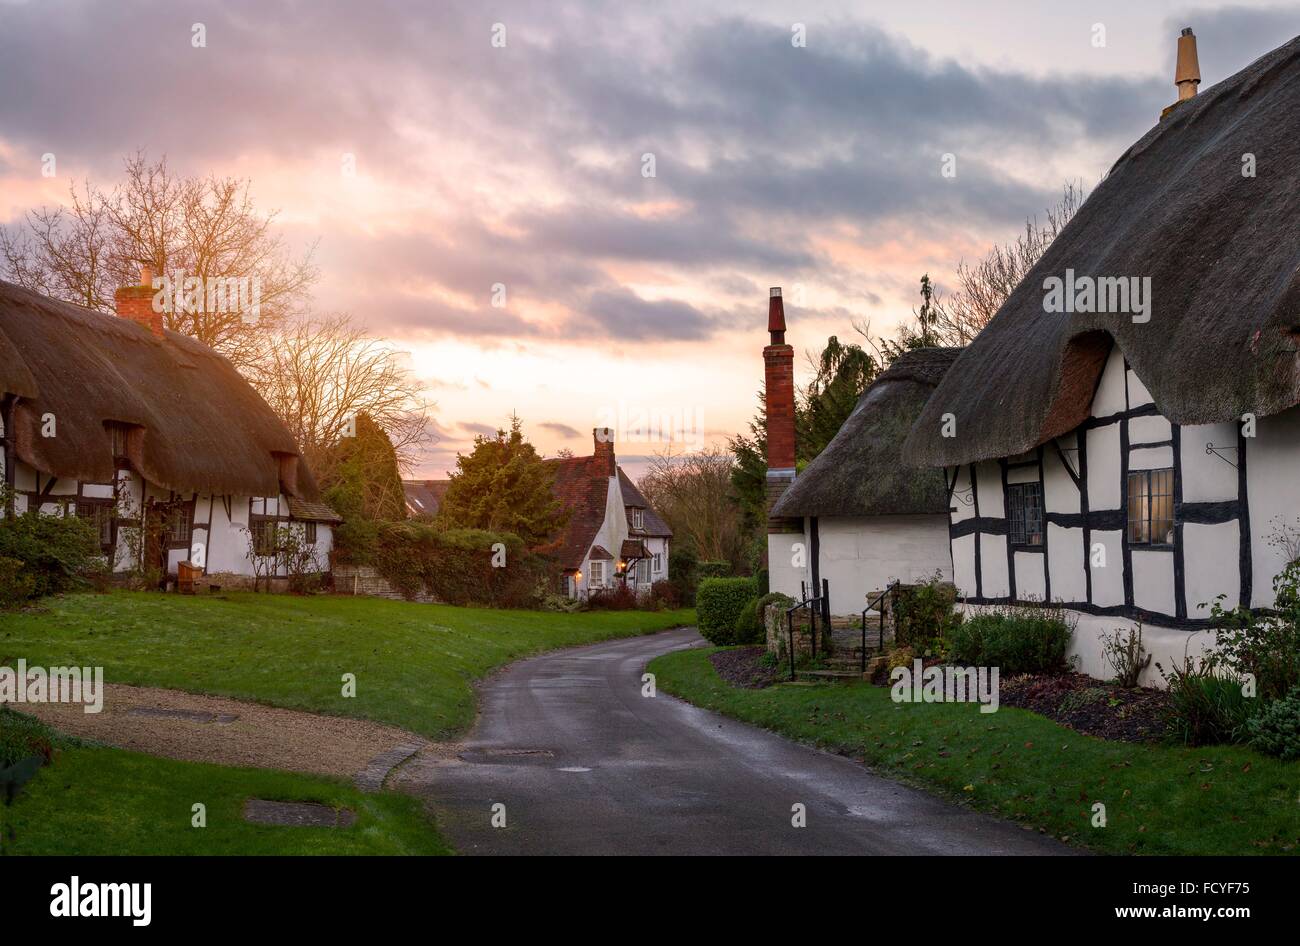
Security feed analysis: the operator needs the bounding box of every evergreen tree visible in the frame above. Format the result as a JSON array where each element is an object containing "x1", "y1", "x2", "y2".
[
  {"x1": 436, "y1": 415, "x2": 568, "y2": 546},
  {"x1": 320, "y1": 412, "x2": 406, "y2": 521}
]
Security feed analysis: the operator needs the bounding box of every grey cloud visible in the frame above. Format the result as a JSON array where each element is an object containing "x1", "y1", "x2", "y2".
[{"x1": 539, "y1": 422, "x2": 582, "y2": 438}]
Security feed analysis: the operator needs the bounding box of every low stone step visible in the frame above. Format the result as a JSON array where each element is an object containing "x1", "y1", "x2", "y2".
[{"x1": 795, "y1": 669, "x2": 863, "y2": 681}]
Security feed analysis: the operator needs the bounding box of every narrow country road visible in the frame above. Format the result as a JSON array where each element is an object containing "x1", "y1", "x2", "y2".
[{"x1": 403, "y1": 628, "x2": 1073, "y2": 855}]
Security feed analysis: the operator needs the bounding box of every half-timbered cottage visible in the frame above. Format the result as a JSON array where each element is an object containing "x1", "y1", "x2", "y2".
[
  {"x1": 903, "y1": 31, "x2": 1300, "y2": 681},
  {"x1": 0, "y1": 273, "x2": 338, "y2": 585}
]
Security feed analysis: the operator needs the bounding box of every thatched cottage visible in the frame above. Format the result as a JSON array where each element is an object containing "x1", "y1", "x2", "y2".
[
  {"x1": 547, "y1": 429, "x2": 671, "y2": 599},
  {"x1": 769, "y1": 345, "x2": 960, "y2": 615},
  {"x1": 903, "y1": 30, "x2": 1300, "y2": 681},
  {"x1": 762, "y1": 287, "x2": 956, "y2": 613},
  {"x1": 0, "y1": 273, "x2": 338, "y2": 584}
]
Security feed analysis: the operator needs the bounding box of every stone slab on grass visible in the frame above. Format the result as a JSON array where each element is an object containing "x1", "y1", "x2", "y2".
[{"x1": 242, "y1": 798, "x2": 357, "y2": 828}]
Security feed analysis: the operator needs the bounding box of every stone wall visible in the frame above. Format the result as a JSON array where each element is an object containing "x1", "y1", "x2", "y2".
[{"x1": 332, "y1": 564, "x2": 437, "y2": 603}]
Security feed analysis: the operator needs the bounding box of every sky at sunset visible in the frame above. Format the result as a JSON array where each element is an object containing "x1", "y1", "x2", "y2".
[{"x1": 3, "y1": 0, "x2": 1300, "y2": 479}]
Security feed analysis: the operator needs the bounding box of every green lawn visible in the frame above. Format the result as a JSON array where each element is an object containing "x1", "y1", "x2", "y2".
[
  {"x1": 2, "y1": 732, "x2": 448, "y2": 855},
  {"x1": 650, "y1": 647, "x2": 1300, "y2": 855},
  {"x1": 1, "y1": 591, "x2": 694, "y2": 739}
]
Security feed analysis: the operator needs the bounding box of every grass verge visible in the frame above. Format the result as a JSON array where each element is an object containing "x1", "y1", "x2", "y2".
[
  {"x1": 1, "y1": 591, "x2": 694, "y2": 739},
  {"x1": 0, "y1": 708, "x2": 448, "y2": 855},
  {"x1": 649, "y1": 647, "x2": 1300, "y2": 855}
]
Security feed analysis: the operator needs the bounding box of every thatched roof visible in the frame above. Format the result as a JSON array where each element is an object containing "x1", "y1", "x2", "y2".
[
  {"x1": 0, "y1": 280, "x2": 318, "y2": 499},
  {"x1": 905, "y1": 35, "x2": 1300, "y2": 468},
  {"x1": 772, "y1": 347, "x2": 961, "y2": 518}
]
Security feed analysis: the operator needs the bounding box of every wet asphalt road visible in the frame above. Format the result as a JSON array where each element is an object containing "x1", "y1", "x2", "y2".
[{"x1": 414, "y1": 628, "x2": 1073, "y2": 855}]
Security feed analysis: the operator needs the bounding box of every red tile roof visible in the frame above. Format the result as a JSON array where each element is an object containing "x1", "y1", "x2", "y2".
[{"x1": 546, "y1": 453, "x2": 613, "y2": 570}]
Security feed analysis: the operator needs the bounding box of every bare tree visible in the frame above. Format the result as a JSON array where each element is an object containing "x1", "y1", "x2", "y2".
[
  {"x1": 0, "y1": 152, "x2": 317, "y2": 372},
  {"x1": 932, "y1": 180, "x2": 1087, "y2": 344},
  {"x1": 638, "y1": 446, "x2": 744, "y2": 567},
  {"x1": 251, "y1": 313, "x2": 431, "y2": 475}
]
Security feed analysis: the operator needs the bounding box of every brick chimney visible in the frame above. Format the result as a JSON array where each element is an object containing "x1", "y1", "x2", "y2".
[
  {"x1": 593, "y1": 427, "x2": 615, "y2": 476},
  {"x1": 115, "y1": 264, "x2": 163, "y2": 336},
  {"x1": 763, "y1": 288, "x2": 799, "y2": 533},
  {"x1": 1162, "y1": 28, "x2": 1201, "y2": 119}
]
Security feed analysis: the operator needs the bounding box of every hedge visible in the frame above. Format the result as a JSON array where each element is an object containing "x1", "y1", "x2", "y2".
[
  {"x1": 333, "y1": 520, "x2": 552, "y2": 607},
  {"x1": 696, "y1": 576, "x2": 757, "y2": 645},
  {"x1": 696, "y1": 561, "x2": 732, "y2": 580}
]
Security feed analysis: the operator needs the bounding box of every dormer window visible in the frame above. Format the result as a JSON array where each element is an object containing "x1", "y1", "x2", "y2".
[
  {"x1": 108, "y1": 422, "x2": 128, "y2": 458},
  {"x1": 632, "y1": 508, "x2": 645, "y2": 530}
]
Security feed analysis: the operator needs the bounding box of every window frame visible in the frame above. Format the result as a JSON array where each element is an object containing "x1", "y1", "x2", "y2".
[
  {"x1": 75, "y1": 497, "x2": 116, "y2": 554},
  {"x1": 249, "y1": 515, "x2": 281, "y2": 557},
  {"x1": 1005, "y1": 480, "x2": 1045, "y2": 550},
  {"x1": 588, "y1": 560, "x2": 606, "y2": 588},
  {"x1": 1126, "y1": 467, "x2": 1176, "y2": 549},
  {"x1": 162, "y1": 502, "x2": 194, "y2": 549},
  {"x1": 632, "y1": 507, "x2": 645, "y2": 530}
]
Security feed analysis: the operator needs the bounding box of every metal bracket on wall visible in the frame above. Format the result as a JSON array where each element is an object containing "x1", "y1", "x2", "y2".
[
  {"x1": 1205, "y1": 442, "x2": 1239, "y2": 469},
  {"x1": 951, "y1": 486, "x2": 975, "y2": 507}
]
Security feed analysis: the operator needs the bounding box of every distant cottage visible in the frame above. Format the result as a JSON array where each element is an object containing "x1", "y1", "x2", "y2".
[
  {"x1": 0, "y1": 271, "x2": 338, "y2": 585},
  {"x1": 546, "y1": 429, "x2": 671, "y2": 598},
  {"x1": 402, "y1": 478, "x2": 450, "y2": 520},
  {"x1": 904, "y1": 31, "x2": 1300, "y2": 680}
]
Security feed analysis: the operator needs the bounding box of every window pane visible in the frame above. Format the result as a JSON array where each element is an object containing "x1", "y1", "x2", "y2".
[
  {"x1": 1007, "y1": 481, "x2": 1043, "y2": 546},
  {"x1": 1127, "y1": 471, "x2": 1149, "y2": 543},
  {"x1": 1150, "y1": 468, "x2": 1174, "y2": 544}
]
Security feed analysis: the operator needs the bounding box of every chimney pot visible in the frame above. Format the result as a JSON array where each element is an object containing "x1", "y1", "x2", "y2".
[
  {"x1": 767, "y1": 286, "x2": 787, "y2": 342},
  {"x1": 1175, "y1": 27, "x2": 1200, "y2": 101},
  {"x1": 140, "y1": 264, "x2": 154, "y2": 287}
]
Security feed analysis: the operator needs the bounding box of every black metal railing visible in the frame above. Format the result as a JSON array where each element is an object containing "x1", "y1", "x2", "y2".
[
  {"x1": 785, "y1": 578, "x2": 830, "y2": 681},
  {"x1": 860, "y1": 579, "x2": 900, "y2": 673}
]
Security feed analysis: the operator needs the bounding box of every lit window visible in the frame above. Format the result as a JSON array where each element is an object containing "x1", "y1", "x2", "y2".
[
  {"x1": 1007, "y1": 482, "x2": 1044, "y2": 547},
  {"x1": 1127, "y1": 469, "x2": 1175, "y2": 545}
]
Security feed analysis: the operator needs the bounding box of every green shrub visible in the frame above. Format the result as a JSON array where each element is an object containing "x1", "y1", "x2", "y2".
[
  {"x1": 668, "y1": 546, "x2": 699, "y2": 606},
  {"x1": 332, "y1": 520, "x2": 551, "y2": 607},
  {"x1": 732, "y1": 596, "x2": 762, "y2": 644},
  {"x1": 891, "y1": 575, "x2": 960, "y2": 652},
  {"x1": 1246, "y1": 686, "x2": 1300, "y2": 759},
  {"x1": 1207, "y1": 564, "x2": 1300, "y2": 702},
  {"x1": 1157, "y1": 656, "x2": 1257, "y2": 747},
  {"x1": 947, "y1": 607, "x2": 1072, "y2": 674},
  {"x1": 0, "y1": 556, "x2": 37, "y2": 608},
  {"x1": 696, "y1": 576, "x2": 758, "y2": 645},
  {"x1": 0, "y1": 509, "x2": 104, "y2": 604},
  {"x1": 697, "y1": 561, "x2": 732, "y2": 580}
]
